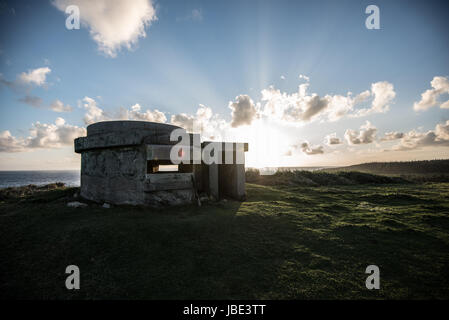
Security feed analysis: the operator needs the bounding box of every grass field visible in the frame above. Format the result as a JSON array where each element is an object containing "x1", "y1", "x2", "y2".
[{"x1": 1, "y1": 180, "x2": 449, "y2": 299}]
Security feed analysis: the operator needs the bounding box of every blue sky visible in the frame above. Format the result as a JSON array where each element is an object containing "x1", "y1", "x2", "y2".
[{"x1": 0, "y1": 0, "x2": 448, "y2": 169}]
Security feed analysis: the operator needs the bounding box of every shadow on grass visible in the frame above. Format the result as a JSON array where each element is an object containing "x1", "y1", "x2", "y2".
[{"x1": 1, "y1": 183, "x2": 449, "y2": 299}]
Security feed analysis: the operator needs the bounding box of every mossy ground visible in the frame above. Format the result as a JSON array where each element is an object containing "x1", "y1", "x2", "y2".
[{"x1": 1, "y1": 182, "x2": 449, "y2": 299}]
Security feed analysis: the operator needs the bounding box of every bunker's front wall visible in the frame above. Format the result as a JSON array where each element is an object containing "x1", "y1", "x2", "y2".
[{"x1": 80, "y1": 145, "x2": 147, "y2": 205}]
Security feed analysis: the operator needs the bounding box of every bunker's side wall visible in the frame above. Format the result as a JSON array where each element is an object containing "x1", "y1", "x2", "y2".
[{"x1": 80, "y1": 145, "x2": 147, "y2": 205}]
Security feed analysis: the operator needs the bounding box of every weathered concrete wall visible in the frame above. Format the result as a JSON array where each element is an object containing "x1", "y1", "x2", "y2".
[
  {"x1": 76, "y1": 121, "x2": 183, "y2": 153},
  {"x1": 219, "y1": 164, "x2": 246, "y2": 200},
  {"x1": 144, "y1": 190, "x2": 194, "y2": 207},
  {"x1": 87, "y1": 120, "x2": 181, "y2": 137},
  {"x1": 80, "y1": 145, "x2": 147, "y2": 205},
  {"x1": 80, "y1": 146, "x2": 195, "y2": 206}
]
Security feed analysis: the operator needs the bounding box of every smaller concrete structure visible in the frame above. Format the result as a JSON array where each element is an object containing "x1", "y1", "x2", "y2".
[{"x1": 74, "y1": 121, "x2": 248, "y2": 206}]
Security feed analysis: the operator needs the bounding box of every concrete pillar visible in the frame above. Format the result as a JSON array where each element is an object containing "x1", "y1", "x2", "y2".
[
  {"x1": 219, "y1": 163, "x2": 246, "y2": 200},
  {"x1": 234, "y1": 163, "x2": 246, "y2": 200},
  {"x1": 208, "y1": 163, "x2": 219, "y2": 200}
]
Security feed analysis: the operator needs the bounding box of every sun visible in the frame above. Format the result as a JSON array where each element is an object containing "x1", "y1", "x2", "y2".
[{"x1": 226, "y1": 119, "x2": 294, "y2": 168}]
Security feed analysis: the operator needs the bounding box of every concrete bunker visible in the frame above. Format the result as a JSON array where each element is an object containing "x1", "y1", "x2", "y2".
[{"x1": 74, "y1": 121, "x2": 248, "y2": 206}]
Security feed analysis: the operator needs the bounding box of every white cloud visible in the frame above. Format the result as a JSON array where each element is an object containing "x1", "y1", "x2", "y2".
[
  {"x1": 170, "y1": 113, "x2": 194, "y2": 129},
  {"x1": 83, "y1": 96, "x2": 107, "y2": 124},
  {"x1": 83, "y1": 97, "x2": 167, "y2": 125},
  {"x1": 3, "y1": 69, "x2": 72, "y2": 113},
  {"x1": 436, "y1": 120, "x2": 449, "y2": 140},
  {"x1": 18, "y1": 67, "x2": 51, "y2": 86},
  {"x1": 261, "y1": 84, "x2": 330, "y2": 122},
  {"x1": 52, "y1": 0, "x2": 157, "y2": 57},
  {"x1": 326, "y1": 94, "x2": 354, "y2": 121},
  {"x1": 324, "y1": 133, "x2": 342, "y2": 145},
  {"x1": 413, "y1": 76, "x2": 449, "y2": 111},
  {"x1": 352, "y1": 81, "x2": 395, "y2": 117},
  {"x1": 119, "y1": 103, "x2": 166, "y2": 123},
  {"x1": 2, "y1": 96, "x2": 179, "y2": 152},
  {"x1": 284, "y1": 94, "x2": 329, "y2": 122},
  {"x1": 354, "y1": 90, "x2": 371, "y2": 104},
  {"x1": 300, "y1": 142, "x2": 324, "y2": 155},
  {"x1": 0, "y1": 130, "x2": 25, "y2": 152},
  {"x1": 0, "y1": 118, "x2": 86, "y2": 152},
  {"x1": 170, "y1": 105, "x2": 227, "y2": 140},
  {"x1": 26, "y1": 118, "x2": 86, "y2": 149},
  {"x1": 391, "y1": 120, "x2": 449, "y2": 151},
  {"x1": 229, "y1": 95, "x2": 258, "y2": 127},
  {"x1": 2, "y1": 68, "x2": 53, "y2": 109},
  {"x1": 380, "y1": 131, "x2": 404, "y2": 141},
  {"x1": 170, "y1": 106, "x2": 213, "y2": 131},
  {"x1": 299, "y1": 74, "x2": 310, "y2": 82},
  {"x1": 345, "y1": 121, "x2": 377, "y2": 145},
  {"x1": 260, "y1": 80, "x2": 394, "y2": 124},
  {"x1": 371, "y1": 81, "x2": 396, "y2": 113},
  {"x1": 50, "y1": 99, "x2": 73, "y2": 112}
]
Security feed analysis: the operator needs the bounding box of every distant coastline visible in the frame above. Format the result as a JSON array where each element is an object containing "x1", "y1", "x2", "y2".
[{"x1": 0, "y1": 170, "x2": 80, "y2": 188}]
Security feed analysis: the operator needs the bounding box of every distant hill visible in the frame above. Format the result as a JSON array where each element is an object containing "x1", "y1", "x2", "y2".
[{"x1": 323, "y1": 159, "x2": 449, "y2": 175}]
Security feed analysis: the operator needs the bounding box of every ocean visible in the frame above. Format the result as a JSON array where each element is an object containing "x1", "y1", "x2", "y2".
[{"x1": 0, "y1": 171, "x2": 80, "y2": 188}]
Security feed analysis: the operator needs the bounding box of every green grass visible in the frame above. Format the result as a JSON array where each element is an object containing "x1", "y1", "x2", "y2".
[
  {"x1": 1, "y1": 182, "x2": 449, "y2": 299},
  {"x1": 321, "y1": 159, "x2": 449, "y2": 182},
  {"x1": 246, "y1": 169, "x2": 411, "y2": 186}
]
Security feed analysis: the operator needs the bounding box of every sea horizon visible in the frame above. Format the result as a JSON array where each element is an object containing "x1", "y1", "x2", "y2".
[{"x1": 0, "y1": 170, "x2": 81, "y2": 188}]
